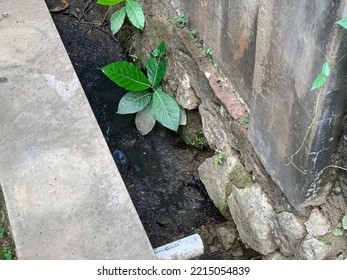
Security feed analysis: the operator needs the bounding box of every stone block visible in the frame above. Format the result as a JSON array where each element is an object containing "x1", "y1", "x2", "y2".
[
  {"x1": 297, "y1": 238, "x2": 331, "y2": 260},
  {"x1": 227, "y1": 184, "x2": 277, "y2": 255},
  {"x1": 273, "y1": 212, "x2": 306, "y2": 256},
  {"x1": 305, "y1": 209, "x2": 332, "y2": 237},
  {"x1": 198, "y1": 155, "x2": 239, "y2": 217}
]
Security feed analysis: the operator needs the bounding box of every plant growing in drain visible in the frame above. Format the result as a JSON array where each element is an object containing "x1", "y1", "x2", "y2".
[
  {"x1": 102, "y1": 42, "x2": 184, "y2": 135},
  {"x1": 97, "y1": 0, "x2": 145, "y2": 34}
]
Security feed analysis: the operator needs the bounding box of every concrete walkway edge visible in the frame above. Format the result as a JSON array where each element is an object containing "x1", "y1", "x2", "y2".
[{"x1": 0, "y1": 0, "x2": 155, "y2": 259}]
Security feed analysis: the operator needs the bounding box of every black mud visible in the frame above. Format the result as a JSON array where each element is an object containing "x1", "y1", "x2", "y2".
[{"x1": 45, "y1": 0, "x2": 257, "y2": 259}]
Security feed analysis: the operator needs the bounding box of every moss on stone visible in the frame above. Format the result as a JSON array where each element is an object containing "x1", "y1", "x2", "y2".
[{"x1": 229, "y1": 164, "x2": 252, "y2": 189}]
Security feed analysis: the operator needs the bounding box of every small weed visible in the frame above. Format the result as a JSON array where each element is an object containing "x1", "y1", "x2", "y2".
[
  {"x1": 188, "y1": 28, "x2": 203, "y2": 44},
  {"x1": 170, "y1": 14, "x2": 188, "y2": 27},
  {"x1": 204, "y1": 48, "x2": 213, "y2": 59},
  {"x1": 0, "y1": 245, "x2": 13, "y2": 260},
  {"x1": 238, "y1": 115, "x2": 249, "y2": 129},
  {"x1": 129, "y1": 53, "x2": 139, "y2": 62},
  {"x1": 332, "y1": 214, "x2": 347, "y2": 237},
  {"x1": 188, "y1": 131, "x2": 206, "y2": 150},
  {"x1": 214, "y1": 149, "x2": 228, "y2": 165}
]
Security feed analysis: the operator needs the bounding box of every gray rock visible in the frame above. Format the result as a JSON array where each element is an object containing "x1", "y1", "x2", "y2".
[
  {"x1": 227, "y1": 184, "x2": 277, "y2": 255},
  {"x1": 273, "y1": 212, "x2": 306, "y2": 256},
  {"x1": 297, "y1": 238, "x2": 330, "y2": 260},
  {"x1": 263, "y1": 251, "x2": 288, "y2": 260},
  {"x1": 216, "y1": 227, "x2": 237, "y2": 251},
  {"x1": 198, "y1": 155, "x2": 239, "y2": 217},
  {"x1": 305, "y1": 209, "x2": 331, "y2": 237},
  {"x1": 174, "y1": 61, "x2": 201, "y2": 110}
]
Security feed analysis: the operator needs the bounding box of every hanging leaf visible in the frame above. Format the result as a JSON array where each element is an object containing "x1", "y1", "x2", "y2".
[
  {"x1": 110, "y1": 7, "x2": 126, "y2": 34},
  {"x1": 336, "y1": 17, "x2": 347, "y2": 29},
  {"x1": 102, "y1": 61, "x2": 150, "y2": 91},
  {"x1": 311, "y1": 74, "x2": 326, "y2": 91},
  {"x1": 321, "y1": 62, "x2": 330, "y2": 77},
  {"x1": 97, "y1": 0, "x2": 125, "y2": 6},
  {"x1": 135, "y1": 102, "x2": 156, "y2": 135},
  {"x1": 332, "y1": 228, "x2": 344, "y2": 236},
  {"x1": 152, "y1": 90, "x2": 180, "y2": 131},
  {"x1": 342, "y1": 215, "x2": 347, "y2": 230},
  {"x1": 146, "y1": 42, "x2": 167, "y2": 87},
  {"x1": 118, "y1": 91, "x2": 152, "y2": 114},
  {"x1": 125, "y1": 0, "x2": 145, "y2": 30}
]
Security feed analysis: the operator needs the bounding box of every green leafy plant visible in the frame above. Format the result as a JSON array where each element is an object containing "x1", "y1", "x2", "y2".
[
  {"x1": 332, "y1": 214, "x2": 347, "y2": 237},
  {"x1": 189, "y1": 131, "x2": 206, "y2": 150},
  {"x1": 188, "y1": 28, "x2": 203, "y2": 44},
  {"x1": 170, "y1": 14, "x2": 188, "y2": 27},
  {"x1": 214, "y1": 149, "x2": 228, "y2": 165},
  {"x1": 97, "y1": 0, "x2": 145, "y2": 34},
  {"x1": 238, "y1": 115, "x2": 249, "y2": 129},
  {"x1": 0, "y1": 246, "x2": 13, "y2": 260},
  {"x1": 204, "y1": 48, "x2": 213, "y2": 60},
  {"x1": 102, "y1": 42, "x2": 184, "y2": 135}
]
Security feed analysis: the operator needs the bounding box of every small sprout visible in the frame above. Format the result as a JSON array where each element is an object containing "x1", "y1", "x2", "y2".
[
  {"x1": 214, "y1": 149, "x2": 228, "y2": 165},
  {"x1": 170, "y1": 14, "x2": 188, "y2": 27},
  {"x1": 204, "y1": 48, "x2": 213, "y2": 59},
  {"x1": 188, "y1": 28, "x2": 203, "y2": 44},
  {"x1": 332, "y1": 228, "x2": 344, "y2": 237},
  {"x1": 188, "y1": 131, "x2": 206, "y2": 150},
  {"x1": 238, "y1": 115, "x2": 249, "y2": 129},
  {"x1": 129, "y1": 53, "x2": 139, "y2": 62}
]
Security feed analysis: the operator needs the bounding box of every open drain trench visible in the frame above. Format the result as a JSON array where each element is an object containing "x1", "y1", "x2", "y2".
[{"x1": 44, "y1": 0, "x2": 260, "y2": 259}]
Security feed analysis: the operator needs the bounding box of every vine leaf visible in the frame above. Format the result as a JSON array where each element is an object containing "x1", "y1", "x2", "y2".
[
  {"x1": 118, "y1": 91, "x2": 152, "y2": 114},
  {"x1": 336, "y1": 17, "x2": 347, "y2": 29},
  {"x1": 332, "y1": 228, "x2": 344, "y2": 237},
  {"x1": 152, "y1": 90, "x2": 180, "y2": 131},
  {"x1": 146, "y1": 42, "x2": 167, "y2": 87},
  {"x1": 321, "y1": 62, "x2": 330, "y2": 77},
  {"x1": 311, "y1": 74, "x2": 326, "y2": 91},
  {"x1": 110, "y1": 7, "x2": 126, "y2": 34},
  {"x1": 342, "y1": 215, "x2": 347, "y2": 230},
  {"x1": 125, "y1": 0, "x2": 145, "y2": 30},
  {"x1": 102, "y1": 61, "x2": 150, "y2": 91},
  {"x1": 97, "y1": 0, "x2": 124, "y2": 6}
]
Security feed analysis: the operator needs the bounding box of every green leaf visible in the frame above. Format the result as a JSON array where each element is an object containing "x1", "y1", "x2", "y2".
[
  {"x1": 342, "y1": 215, "x2": 347, "y2": 230},
  {"x1": 152, "y1": 90, "x2": 180, "y2": 131},
  {"x1": 102, "y1": 61, "x2": 150, "y2": 91},
  {"x1": 146, "y1": 42, "x2": 167, "y2": 86},
  {"x1": 110, "y1": 7, "x2": 126, "y2": 34},
  {"x1": 311, "y1": 74, "x2": 326, "y2": 91},
  {"x1": 118, "y1": 91, "x2": 152, "y2": 114},
  {"x1": 336, "y1": 17, "x2": 347, "y2": 29},
  {"x1": 332, "y1": 228, "x2": 344, "y2": 237},
  {"x1": 125, "y1": 0, "x2": 145, "y2": 30},
  {"x1": 135, "y1": 102, "x2": 156, "y2": 135},
  {"x1": 321, "y1": 62, "x2": 330, "y2": 77},
  {"x1": 97, "y1": 0, "x2": 124, "y2": 6}
]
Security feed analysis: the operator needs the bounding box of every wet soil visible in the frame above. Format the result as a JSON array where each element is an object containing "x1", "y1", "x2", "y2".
[{"x1": 45, "y1": 0, "x2": 257, "y2": 259}]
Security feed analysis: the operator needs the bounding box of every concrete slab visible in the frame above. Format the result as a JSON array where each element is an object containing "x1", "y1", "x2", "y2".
[{"x1": 0, "y1": 0, "x2": 155, "y2": 259}]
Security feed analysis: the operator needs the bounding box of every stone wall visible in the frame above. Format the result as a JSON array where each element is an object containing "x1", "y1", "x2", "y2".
[{"x1": 130, "y1": 0, "x2": 347, "y2": 259}]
